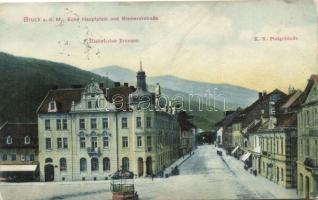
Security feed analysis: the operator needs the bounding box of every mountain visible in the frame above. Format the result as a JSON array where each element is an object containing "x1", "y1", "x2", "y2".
[
  {"x1": 0, "y1": 53, "x2": 224, "y2": 131},
  {"x1": 92, "y1": 66, "x2": 258, "y2": 108},
  {"x1": 0, "y1": 52, "x2": 112, "y2": 124}
]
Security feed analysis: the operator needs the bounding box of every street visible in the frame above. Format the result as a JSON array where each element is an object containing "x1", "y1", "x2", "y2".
[{"x1": 0, "y1": 145, "x2": 298, "y2": 200}]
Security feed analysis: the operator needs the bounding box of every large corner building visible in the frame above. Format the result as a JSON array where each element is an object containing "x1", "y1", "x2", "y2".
[{"x1": 37, "y1": 63, "x2": 181, "y2": 182}]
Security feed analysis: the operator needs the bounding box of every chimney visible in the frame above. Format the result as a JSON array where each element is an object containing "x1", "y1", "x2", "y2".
[
  {"x1": 99, "y1": 83, "x2": 104, "y2": 88},
  {"x1": 258, "y1": 92, "x2": 262, "y2": 100},
  {"x1": 124, "y1": 83, "x2": 129, "y2": 87},
  {"x1": 263, "y1": 91, "x2": 267, "y2": 97},
  {"x1": 114, "y1": 82, "x2": 120, "y2": 87}
]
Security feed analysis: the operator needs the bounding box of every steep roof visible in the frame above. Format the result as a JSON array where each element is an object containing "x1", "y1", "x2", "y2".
[
  {"x1": 215, "y1": 110, "x2": 241, "y2": 128},
  {"x1": 301, "y1": 74, "x2": 318, "y2": 104},
  {"x1": 37, "y1": 88, "x2": 82, "y2": 114},
  {"x1": 0, "y1": 122, "x2": 38, "y2": 149},
  {"x1": 223, "y1": 89, "x2": 287, "y2": 135},
  {"x1": 278, "y1": 90, "x2": 303, "y2": 113},
  {"x1": 37, "y1": 86, "x2": 136, "y2": 114}
]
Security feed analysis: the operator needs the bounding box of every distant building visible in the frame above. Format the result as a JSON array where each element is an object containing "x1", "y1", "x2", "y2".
[
  {"x1": 37, "y1": 63, "x2": 181, "y2": 182},
  {"x1": 0, "y1": 122, "x2": 39, "y2": 182},
  {"x1": 177, "y1": 111, "x2": 197, "y2": 156},
  {"x1": 231, "y1": 90, "x2": 286, "y2": 159},
  {"x1": 297, "y1": 75, "x2": 318, "y2": 198},
  {"x1": 249, "y1": 90, "x2": 301, "y2": 188},
  {"x1": 215, "y1": 110, "x2": 240, "y2": 153}
]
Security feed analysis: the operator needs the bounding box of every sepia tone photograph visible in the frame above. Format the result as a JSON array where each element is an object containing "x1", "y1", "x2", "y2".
[{"x1": 0, "y1": 0, "x2": 317, "y2": 199}]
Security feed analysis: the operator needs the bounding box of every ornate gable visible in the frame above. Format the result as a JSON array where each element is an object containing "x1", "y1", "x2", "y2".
[
  {"x1": 83, "y1": 81, "x2": 103, "y2": 95},
  {"x1": 71, "y1": 81, "x2": 115, "y2": 112}
]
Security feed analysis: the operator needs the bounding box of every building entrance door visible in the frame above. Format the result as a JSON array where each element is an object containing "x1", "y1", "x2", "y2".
[
  {"x1": 138, "y1": 158, "x2": 143, "y2": 177},
  {"x1": 146, "y1": 157, "x2": 152, "y2": 175},
  {"x1": 44, "y1": 164, "x2": 54, "y2": 182},
  {"x1": 306, "y1": 176, "x2": 310, "y2": 199}
]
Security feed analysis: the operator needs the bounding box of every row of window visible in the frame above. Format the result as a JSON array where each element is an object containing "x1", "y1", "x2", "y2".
[
  {"x1": 5, "y1": 136, "x2": 31, "y2": 145},
  {"x1": 262, "y1": 162, "x2": 284, "y2": 182},
  {"x1": 45, "y1": 119, "x2": 68, "y2": 130},
  {"x1": 44, "y1": 117, "x2": 152, "y2": 131},
  {"x1": 80, "y1": 136, "x2": 109, "y2": 149},
  {"x1": 299, "y1": 139, "x2": 318, "y2": 158},
  {"x1": 45, "y1": 136, "x2": 153, "y2": 150},
  {"x1": 56, "y1": 157, "x2": 129, "y2": 172},
  {"x1": 260, "y1": 137, "x2": 285, "y2": 155},
  {"x1": 45, "y1": 138, "x2": 68, "y2": 150},
  {"x1": 0, "y1": 154, "x2": 35, "y2": 161},
  {"x1": 299, "y1": 108, "x2": 318, "y2": 128}
]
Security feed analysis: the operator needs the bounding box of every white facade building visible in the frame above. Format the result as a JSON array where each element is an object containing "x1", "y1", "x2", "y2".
[{"x1": 37, "y1": 65, "x2": 181, "y2": 182}]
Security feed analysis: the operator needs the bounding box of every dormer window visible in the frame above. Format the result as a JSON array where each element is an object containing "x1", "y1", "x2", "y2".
[
  {"x1": 25, "y1": 136, "x2": 30, "y2": 144},
  {"x1": 50, "y1": 102, "x2": 55, "y2": 110},
  {"x1": 6, "y1": 136, "x2": 12, "y2": 144},
  {"x1": 48, "y1": 100, "x2": 57, "y2": 112}
]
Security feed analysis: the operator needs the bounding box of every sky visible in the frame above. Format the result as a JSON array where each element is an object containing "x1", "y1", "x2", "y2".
[{"x1": 0, "y1": 0, "x2": 317, "y2": 92}]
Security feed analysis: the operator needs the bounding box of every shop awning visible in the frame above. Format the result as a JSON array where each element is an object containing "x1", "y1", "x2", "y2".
[
  {"x1": 231, "y1": 146, "x2": 239, "y2": 155},
  {"x1": 0, "y1": 165, "x2": 37, "y2": 172},
  {"x1": 241, "y1": 152, "x2": 251, "y2": 162}
]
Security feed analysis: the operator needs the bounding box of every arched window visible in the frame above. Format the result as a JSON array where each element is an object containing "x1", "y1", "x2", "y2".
[
  {"x1": 45, "y1": 158, "x2": 53, "y2": 163},
  {"x1": 122, "y1": 157, "x2": 129, "y2": 171},
  {"x1": 25, "y1": 136, "x2": 30, "y2": 144},
  {"x1": 6, "y1": 136, "x2": 12, "y2": 144},
  {"x1": 60, "y1": 158, "x2": 67, "y2": 171},
  {"x1": 80, "y1": 158, "x2": 87, "y2": 172},
  {"x1": 103, "y1": 157, "x2": 110, "y2": 171},
  {"x1": 91, "y1": 157, "x2": 99, "y2": 171}
]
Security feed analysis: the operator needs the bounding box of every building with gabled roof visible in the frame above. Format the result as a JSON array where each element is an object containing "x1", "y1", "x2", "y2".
[
  {"x1": 37, "y1": 63, "x2": 181, "y2": 182},
  {"x1": 230, "y1": 89, "x2": 287, "y2": 158},
  {"x1": 248, "y1": 89, "x2": 302, "y2": 188},
  {"x1": 0, "y1": 122, "x2": 39, "y2": 182},
  {"x1": 177, "y1": 111, "x2": 197, "y2": 156},
  {"x1": 297, "y1": 74, "x2": 318, "y2": 198}
]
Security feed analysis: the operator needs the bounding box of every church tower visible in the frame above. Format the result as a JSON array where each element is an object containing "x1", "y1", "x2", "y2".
[{"x1": 136, "y1": 60, "x2": 147, "y2": 91}]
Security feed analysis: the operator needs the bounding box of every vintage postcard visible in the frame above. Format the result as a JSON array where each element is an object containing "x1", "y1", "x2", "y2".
[{"x1": 0, "y1": 0, "x2": 317, "y2": 199}]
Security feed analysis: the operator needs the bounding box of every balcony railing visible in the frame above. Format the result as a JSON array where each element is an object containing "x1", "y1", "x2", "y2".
[
  {"x1": 87, "y1": 147, "x2": 101, "y2": 157},
  {"x1": 146, "y1": 147, "x2": 152, "y2": 152}
]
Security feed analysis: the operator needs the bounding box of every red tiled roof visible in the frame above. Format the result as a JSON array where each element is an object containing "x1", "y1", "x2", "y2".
[{"x1": 0, "y1": 123, "x2": 38, "y2": 149}]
